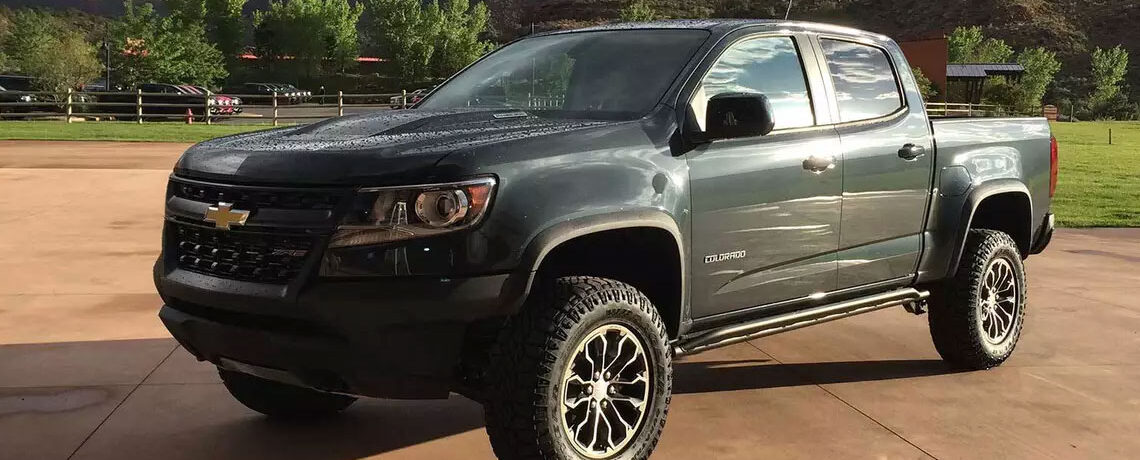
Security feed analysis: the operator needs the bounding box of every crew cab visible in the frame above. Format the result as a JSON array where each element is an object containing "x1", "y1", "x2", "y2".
[{"x1": 155, "y1": 20, "x2": 1056, "y2": 460}]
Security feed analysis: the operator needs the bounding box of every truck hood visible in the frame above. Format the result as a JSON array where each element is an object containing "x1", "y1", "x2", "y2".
[{"x1": 174, "y1": 109, "x2": 612, "y2": 185}]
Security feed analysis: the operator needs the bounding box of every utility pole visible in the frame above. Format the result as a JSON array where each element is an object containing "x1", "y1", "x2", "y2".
[{"x1": 103, "y1": 40, "x2": 112, "y2": 90}]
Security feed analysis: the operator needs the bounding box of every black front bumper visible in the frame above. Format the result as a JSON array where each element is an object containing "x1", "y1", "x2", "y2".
[{"x1": 157, "y1": 265, "x2": 517, "y2": 399}]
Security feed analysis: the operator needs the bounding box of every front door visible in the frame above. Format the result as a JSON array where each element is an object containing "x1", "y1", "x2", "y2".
[
  {"x1": 815, "y1": 38, "x2": 935, "y2": 289},
  {"x1": 688, "y1": 34, "x2": 843, "y2": 319}
]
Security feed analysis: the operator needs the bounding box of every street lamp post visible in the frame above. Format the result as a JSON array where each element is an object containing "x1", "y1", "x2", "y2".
[{"x1": 102, "y1": 40, "x2": 112, "y2": 90}]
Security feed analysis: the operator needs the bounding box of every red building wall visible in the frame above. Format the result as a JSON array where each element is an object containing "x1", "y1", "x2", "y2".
[{"x1": 899, "y1": 37, "x2": 949, "y2": 100}]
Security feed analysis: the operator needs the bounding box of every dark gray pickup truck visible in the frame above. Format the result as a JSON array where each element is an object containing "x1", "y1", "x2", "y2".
[{"x1": 156, "y1": 20, "x2": 1057, "y2": 460}]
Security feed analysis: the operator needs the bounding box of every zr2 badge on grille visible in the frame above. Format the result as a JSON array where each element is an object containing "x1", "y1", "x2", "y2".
[{"x1": 204, "y1": 202, "x2": 250, "y2": 230}]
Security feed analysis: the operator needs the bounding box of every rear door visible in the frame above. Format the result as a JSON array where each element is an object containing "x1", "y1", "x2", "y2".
[
  {"x1": 814, "y1": 38, "x2": 934, "y2": 288},
  {"x1": 687, "y1": 34, "x2": 843, "y2": 318}
]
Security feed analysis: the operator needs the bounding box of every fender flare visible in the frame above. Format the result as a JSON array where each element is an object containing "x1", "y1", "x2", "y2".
[
  {"x1": 945, "y1": 179, "x2": 1033, "y2": 277},
  {"x1": 497, "y1": 209, "x2": 690, "y2": 332}
]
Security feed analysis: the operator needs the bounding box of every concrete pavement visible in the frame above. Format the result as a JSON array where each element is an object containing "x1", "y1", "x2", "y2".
[{"x1": 2, "y1": 140, "x2": 1139, "y2": 459}]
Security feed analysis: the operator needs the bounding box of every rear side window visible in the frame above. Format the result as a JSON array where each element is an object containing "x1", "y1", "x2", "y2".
[
  {"x1": 820, "y1": 39, "x2": 903, "y2": 122},
  {"x1": 693, "y1": 36, "x2": 815, "y2": 130}
]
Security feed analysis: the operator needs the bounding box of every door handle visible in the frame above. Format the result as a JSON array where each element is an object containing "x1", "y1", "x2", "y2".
[
  {"x1": 898, "y1": 143, "x2": 926, "y2": 161},
  {"x1": 802, "y1": 155, "x2": 836, "y2": 174}
]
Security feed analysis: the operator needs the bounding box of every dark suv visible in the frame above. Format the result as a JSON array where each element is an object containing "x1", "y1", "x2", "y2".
[{"x1": 156, "y1": 20, "x2": 1055, "y2": 459}]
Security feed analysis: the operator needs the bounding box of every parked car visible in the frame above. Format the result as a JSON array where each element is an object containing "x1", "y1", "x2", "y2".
[
  {"x1": 389, "y1": 88, "x2": 430, "y2": 108},
  {"x1": 98, "y1": 83, "x2": 226, "y2": 120},
  {"x1": 222, "y1": 82, "x2": 309, "y2": 105},
  {"x1": 190, "y1": 85, "x2": 242, "y2": 115},
  {"x1": 156, "y1": 20, "x2": 1056, "y2": 459},
  {"x1": 0, "y1": 83, "x2": 40, "y2": 115}
]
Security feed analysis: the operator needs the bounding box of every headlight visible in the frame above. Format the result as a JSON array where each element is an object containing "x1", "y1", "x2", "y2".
[
  {"x1": 19, "y1": 95, "x2": 33, "y2": 102},
  {"x1": 329, "y1": 177, "x2": 496, "y2": 248}
]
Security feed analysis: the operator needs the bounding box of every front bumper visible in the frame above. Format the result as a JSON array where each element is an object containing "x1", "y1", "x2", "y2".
[{"x1": 157, "y1": 263, "x2": 516, "y2": 399}]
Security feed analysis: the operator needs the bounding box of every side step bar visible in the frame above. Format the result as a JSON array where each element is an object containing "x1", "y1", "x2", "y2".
[{"x1": 674, "y1": 288, "x2": 930, "y2": 357}]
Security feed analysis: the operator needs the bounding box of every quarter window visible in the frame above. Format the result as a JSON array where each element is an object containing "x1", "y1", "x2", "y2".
[
  {"x1": 693, "y1": 36, "x2": 815, "y2": 131},
  {"x1": 820, "y1": 39, "x2": 903, "y2": 122}
]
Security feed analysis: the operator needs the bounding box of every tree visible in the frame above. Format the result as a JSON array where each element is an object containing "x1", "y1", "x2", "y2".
[
  {"x1": 365, "y1": 0, "x2": 440, "y2": 83},
  {"x1": 1090, "y1": 45, "x2": 1129, "y2": 107},
  {"x1": 2, "y1": 9, "x2": 101, "y2": 94},
  {"x1": 911, "y1": 65, "x2": 937, "y2": 101},
  {"x1": 166, "y1": 0, "x2": 247, "y2": 61},
  {"x1": 1016, "y1": 47, "x2": 1061, "y2": 111},
  {"x1": 431, "y1": 0, "x2": 492, "y2": 78},
  {"x1": 206, "y1": 0, "x2": 247, "y2": 61},
  {"x1": 254, "y1": 0, "x2": 363, "y2": 78},
  {"x1": 620, "y1": 0, "x2": 657, "y2": 22},
  {"x1": 948, "y1": 26, "x2": 1013, "y2": 63},
  {"x1": 110, "y1": 1, "x2": 228, "y2": 87}
]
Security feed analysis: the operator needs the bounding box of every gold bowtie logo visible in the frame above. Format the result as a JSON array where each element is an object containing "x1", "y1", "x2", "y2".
[{"x1": 204, "y1": 202, "x2": 250, "y2": 230}]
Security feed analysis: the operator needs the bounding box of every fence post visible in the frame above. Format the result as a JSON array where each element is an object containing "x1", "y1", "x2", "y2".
[
  {"x1": 402, "y1": 89, "x2": 407, "y2": 109},
  {"x1": 337, "y1": 91, "x2": 344, "y2": 117},
  {"x1": 136, "y1": 88, "x2": 143, "y2": 124},
  {"x1": 66, "y1": 88, "x2": 73, "y2": 124},
  {"x1": 205, "y1": 90, "x2": 212, "y2": 125},
  {"x1": 272, "y1": 92, "x2": 279, "y2": 127}
]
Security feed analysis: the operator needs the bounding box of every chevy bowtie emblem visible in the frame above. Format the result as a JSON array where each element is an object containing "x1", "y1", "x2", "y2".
[{"x1": 204, "y1": 202, "x2": 250, "y2": 230}]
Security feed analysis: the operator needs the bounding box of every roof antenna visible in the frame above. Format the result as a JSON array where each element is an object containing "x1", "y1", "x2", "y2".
[{"x1": 784, "y1": 0, "x2": 793, "y2": 19}]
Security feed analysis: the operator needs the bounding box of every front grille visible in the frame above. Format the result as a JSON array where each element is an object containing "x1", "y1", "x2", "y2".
[
  {"x1": 172, "y1": 179, "x2": 343, "y2": 210},
  {"x1": 173, "y1": 223, "x2": 314, "y2": 284}
]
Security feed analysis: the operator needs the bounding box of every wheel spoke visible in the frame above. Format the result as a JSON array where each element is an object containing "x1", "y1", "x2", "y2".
[{"x1": 560, "y1": 323, "x2": 651, "y2": 458}]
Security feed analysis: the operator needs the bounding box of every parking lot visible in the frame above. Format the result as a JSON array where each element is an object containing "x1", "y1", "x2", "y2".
[{"x1": 2, "y1": 140, "x2": 1139, "y2": 459}]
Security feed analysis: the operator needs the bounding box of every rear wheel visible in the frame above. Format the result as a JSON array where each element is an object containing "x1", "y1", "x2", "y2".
[
  {"x1": 484, "y1": 276, "x2": 672, "y2": 460},
  {"x1": 219, "y1": 369, "x2": 356, "y2": 418},
  {"x1": 928, "y1": 229, "x2": 1027, "y2": 370}
]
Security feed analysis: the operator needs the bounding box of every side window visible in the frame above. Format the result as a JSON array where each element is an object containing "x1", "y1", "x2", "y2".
[
  {"x1": 692, "y1": 36, "x2": 815, "y2": 131},
  {"x1": 819, "y1": 39, "x2": 903, "y2": 122}
]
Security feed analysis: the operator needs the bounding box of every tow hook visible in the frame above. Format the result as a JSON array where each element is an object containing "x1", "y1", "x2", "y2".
[{"x1": 903, "y1": 300, "x2": 928, "y2": 315}]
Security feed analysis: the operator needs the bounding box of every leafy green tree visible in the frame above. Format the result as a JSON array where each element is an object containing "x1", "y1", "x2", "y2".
[
  {"x1": 620, "y1": 0, "x2": 657, "y2": 21},
  {"x1": 206, "y1": 0, "x2": 248, "y2": 61},
  {"x1": 911, "y1": 65, "x2": 937, "y2": 101},
  {"x1": 2, "y1": 9, "x2": 101, "y2": 94},
  {"x1": 166, "y1": 0, "x2": 247, "y2": 61},
  {"x1": 365, "y1": 0, "x2": 441, "y2": 83},
  {"x1": 254, "y1": 0, "x2": 363, "y2": 78},
  {"x1": 948, "y1": 26, "x2": 1013, "y2": 63},
  {"x1": 1016, "y1": 47, "x2": 1061, "y2": 111},
  {"x1": 110, "y1": 1, "x2": 228, "y2": 87},
  {"x1": 1089, "y1": 45, "x2": 1129, "y2": 107},
  {"x1": 431, "y1": 0, "x2": 492, "y2": 78}
]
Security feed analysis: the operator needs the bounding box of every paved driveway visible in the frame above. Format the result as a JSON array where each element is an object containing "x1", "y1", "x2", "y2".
[{"x1": 2, "y1": 141, "x2": 1139, "y2": 459}]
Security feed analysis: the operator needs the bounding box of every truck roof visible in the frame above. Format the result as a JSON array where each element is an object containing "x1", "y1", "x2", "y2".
[{"x1": 543, "y1": 19, "x2": 890, "y2": 42}]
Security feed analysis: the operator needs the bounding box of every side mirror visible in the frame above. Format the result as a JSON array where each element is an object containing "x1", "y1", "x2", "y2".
[{"x1": 705, "y1": 93, "x2": 776, "y2": 140}]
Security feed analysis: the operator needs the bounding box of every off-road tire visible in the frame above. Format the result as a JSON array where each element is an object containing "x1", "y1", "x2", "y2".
[
  {"x1": 219, "y1": 368, "x2": 357, "y2": 418},
  {"x1": 929, "y1": 229, "x2": 1027, "y2": 370},
  {"x1": 484, "y1": 276, "x2": 672, "y2": 460}
]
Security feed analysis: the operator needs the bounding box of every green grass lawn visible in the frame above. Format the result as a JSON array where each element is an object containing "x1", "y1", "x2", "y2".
[
  {"x1": 1050, "y1": 121, "x2": 1140, "y2": 227},
  {"x1": 1, "y1": 119, "x2": 1136, "y2": 227},
  {"x1": 0, "y1": 121, "x2": 281, "y2": 143}
]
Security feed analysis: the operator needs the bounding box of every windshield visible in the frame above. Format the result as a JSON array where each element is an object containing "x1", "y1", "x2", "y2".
[{"x1": 418, "y1": 29, "x2": 710, "y2": 120}]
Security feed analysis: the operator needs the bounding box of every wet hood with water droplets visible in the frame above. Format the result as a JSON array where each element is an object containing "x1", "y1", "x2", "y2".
[{"x1": 174, "y1": 109, "x2": 613, "y2": 185}]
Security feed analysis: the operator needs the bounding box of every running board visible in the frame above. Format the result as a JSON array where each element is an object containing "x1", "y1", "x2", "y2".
[{"x1": 674, "y1": 288, "x2": 930, "y2": 357}]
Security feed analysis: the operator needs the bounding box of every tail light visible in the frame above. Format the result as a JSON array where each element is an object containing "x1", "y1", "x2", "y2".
[{"x1": 1049, "y1": 135, "x2": 1058, "y2": 197}]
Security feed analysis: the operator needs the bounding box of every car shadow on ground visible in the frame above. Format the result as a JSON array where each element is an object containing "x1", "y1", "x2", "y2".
[
  {"x1": 673, "y1": 358, "x2": 960, "y2": 394},
  {"x1": 1, "y1": 338, "x2": 959, "y2": 459}
]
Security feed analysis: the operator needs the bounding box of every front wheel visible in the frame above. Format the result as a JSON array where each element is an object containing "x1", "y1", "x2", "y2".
[
  {"x1": 484, "y1": 276, "x2": 672, "y2": 460},
  {"x1": 928, "y1": 229, "x2": 1028, "y2": 370}
]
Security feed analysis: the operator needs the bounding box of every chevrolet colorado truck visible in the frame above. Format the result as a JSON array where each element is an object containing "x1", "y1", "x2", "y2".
[{"x1": 156, "y1": 20, "x2": 1057, "y2": 460}]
